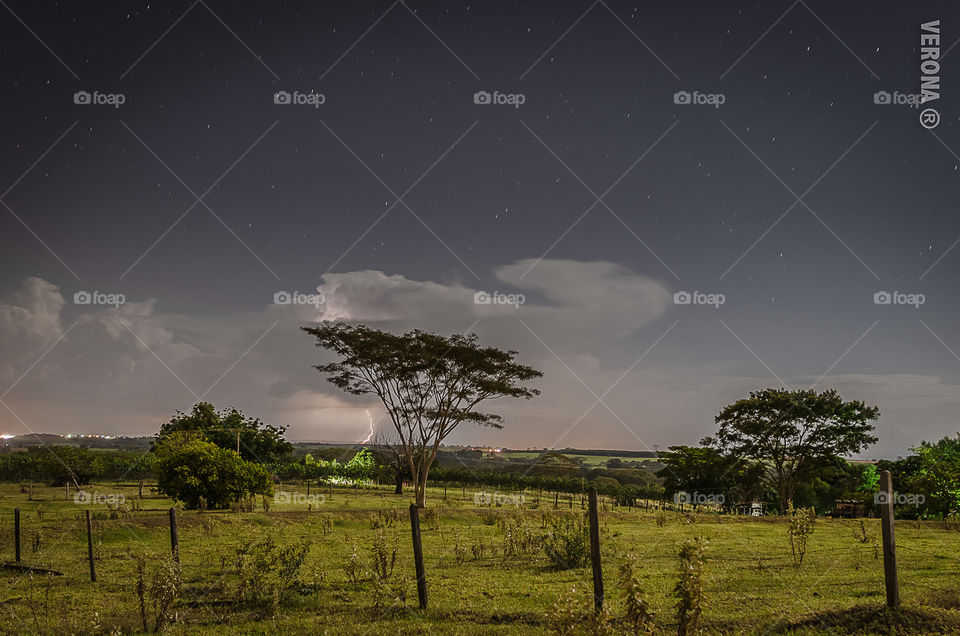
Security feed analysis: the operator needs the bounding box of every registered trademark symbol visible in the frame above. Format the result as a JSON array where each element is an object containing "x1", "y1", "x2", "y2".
[{"x1": 920, "y1": 108, "x2": 941, "y2": 129}]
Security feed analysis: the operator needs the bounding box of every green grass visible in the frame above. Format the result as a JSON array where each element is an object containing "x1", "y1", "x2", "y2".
[{"x1": 0, "y1": 482, "x2": 958, "y2": 634}]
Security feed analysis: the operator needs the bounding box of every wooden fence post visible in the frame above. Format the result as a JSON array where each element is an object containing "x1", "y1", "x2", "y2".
[
  {"x1": 879, "y1": 470, "x2": 899, "y2": 607},
  {"x1": 14, "y1": 508, "x2": 20, "y2": 563},
  {"x1": 588, "y1": 487, "x2": 604, "y2": 613},
  {"x1": 409, "y1": 504, "x2": 427, "y2": 609},
  {"x1": 85, "y1": 510, "x2": 96, "y2": 582},
  {"x1": 168, "y1": 508, "x2": 180, "y2": 564}
]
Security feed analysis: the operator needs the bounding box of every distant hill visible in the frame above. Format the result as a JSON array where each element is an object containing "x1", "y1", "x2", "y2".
[{"x1": 0, "y1": 433, "x2": 153, "y2": 451}]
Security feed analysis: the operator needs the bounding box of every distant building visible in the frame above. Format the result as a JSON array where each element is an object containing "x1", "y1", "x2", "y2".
[{"x1": 733, "y1": 501, "x2": 767, "y2": 516}]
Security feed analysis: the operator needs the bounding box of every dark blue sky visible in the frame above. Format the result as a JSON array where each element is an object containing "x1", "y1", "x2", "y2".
[{"x1": 1, "y1": 1, "x2": 958, "y2": 457}]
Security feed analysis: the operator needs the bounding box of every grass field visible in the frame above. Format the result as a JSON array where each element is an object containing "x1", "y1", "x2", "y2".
[
  {"x1": 496, "y1": 451, "x2": 657, "y2": 467},
  {"x1": 0, "y1": 482, "x2": 958, "y2": 634}
]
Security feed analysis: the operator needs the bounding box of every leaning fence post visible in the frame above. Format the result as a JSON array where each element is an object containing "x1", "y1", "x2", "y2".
[
  {"x1": 168, "y1": 508, "x2": 180, "y2": 564},
  {"x1": 879, "y1": 470, "x2": 899, "y2": 607},
  {"x1": 588, "y1": 487, "x2": 604, "y2": 613},
  {"x1": 85, "y1": 510, "x2": 96, "y2": 582},
  {"x1": 409, "y1": 503, "x2": 427, "y2": 609},
  {"x1": 14, "y1": 508, "x2": 20, "y2": 563}
]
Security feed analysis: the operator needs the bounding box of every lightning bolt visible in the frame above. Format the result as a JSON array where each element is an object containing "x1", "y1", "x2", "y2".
[{"x1": 360, "y1": 408, "x2": 375, "y2": 444}]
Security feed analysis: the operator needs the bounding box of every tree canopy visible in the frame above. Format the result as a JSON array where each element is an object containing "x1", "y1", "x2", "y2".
[
  {"x1": 302, "y1": 322, "x2": 542, "y2": 506},
  {"x1": 656, "y1": 444, "x2": 766, "y2": 506},
  {"x1": 155, "y1": 438, "x2": 273, "y2": 509},
  {"x1": 703, "y1": 388, "x2": 879, "y2": 512},
  {"x1": 154, "y1": 402, "x2": 292, "y2": 464}
]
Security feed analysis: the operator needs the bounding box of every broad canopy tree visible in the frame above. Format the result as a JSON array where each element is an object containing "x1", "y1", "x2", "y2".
[
  {"x1": 154, "y1": 402, "x2": 293, "y2": 464},
  {"x1": 702, "y1": 388, "x2": 879, "y2": 512},
  {"x1": 154, "y1": 437, "x2": 273, "y2": 509},
  {"x1": 302, "y1": 322, "x2": 542, "y2": 506},
  {"x1": 910, "y1": 434, "x2": 960, "y2": 517},
  {"x1": 656, "y1": 444, "x2": 766, "y2": 507}
]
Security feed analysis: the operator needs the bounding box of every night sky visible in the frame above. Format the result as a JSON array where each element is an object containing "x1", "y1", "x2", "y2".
[{"x1": 1, "y1": 1, "x2": 958, "y2": 458}]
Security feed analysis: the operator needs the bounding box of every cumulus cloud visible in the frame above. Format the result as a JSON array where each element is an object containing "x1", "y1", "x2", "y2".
[
  {"x1": 0, "y1": 277, "x2": 65, "y2": 385},
  {"x1": 311, "y1": 258, "x2": 672, "y2": 352},
  {"x1": 0, "y1": 264, "x2": 954, "y2": 457}
]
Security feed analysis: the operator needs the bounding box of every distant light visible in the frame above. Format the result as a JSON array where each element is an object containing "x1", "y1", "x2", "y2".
[{"x1": 0, "y1": 434, "x2": 14, "y2": 440}]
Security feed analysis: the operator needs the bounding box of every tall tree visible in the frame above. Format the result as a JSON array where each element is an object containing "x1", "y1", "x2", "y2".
[
  {"x1": 703, "y1": 388, "x2": 879, "y2": 512},
  {"x1": 911, "y1": 434, "x2": 960, "y2": 517},
  {"x1": 302, "y1": 323, "x2": 542, "y2": 506}
]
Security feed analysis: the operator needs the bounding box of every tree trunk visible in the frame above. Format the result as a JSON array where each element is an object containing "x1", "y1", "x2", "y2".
[
  {"x1": 394, "y1": 471, "x2": 403, "y2": 495},
  {"x1": 415, "y1": 482, "x2": 426, "y2": 508}
]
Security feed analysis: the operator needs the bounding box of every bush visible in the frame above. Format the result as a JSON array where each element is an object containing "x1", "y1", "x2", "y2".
[
  {"x1": 369, "y1": 529, "x2": 399, "y2": 580},
  {"x1": 674, "y1": 537, "x2": 707, "y2": 636},
  {"x1": 135, "y1": 555, "x2": 181, "y2": 632},
  {"x1": 620, "y1": 556, "x2": 656, "y2": 633},
  {"x1": 787, "y1": 502, "x2": 816, "y2": 566},
  {"x1": 542, "y1": 514, "x2": 589, "y2": 569},
  {"x1": 155, "y1": 439, "x2": 272, "y2": 509},
  {"x1": 234, "y1": 536, "x2": 310, "y2": 618}
]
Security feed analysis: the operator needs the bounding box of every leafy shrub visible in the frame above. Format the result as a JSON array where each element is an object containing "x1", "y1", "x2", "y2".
[
  {"x1": 155, "y1": 439, "x2": 272, "y2": 509},
  {"x1": 674, "y1": 537, "x2": 707, "y2": 636},
  {"x1": 620, "y1": 556, "x2": 656, "y2": 633},
  {"x1": 542, "y1": 514, "x2": 589, "y2": 570},
  {"x1": 500, "y1": 514, "x2": 540, "y2": 558},
  {"x1": 345, "y1": 543, "x2": 364, "y2": 583},
  {"x1": 319, "y1": 515, "x2": 333, "y2": 536},
  {"x1": 453, "y1": 534, "x2": 466, "y2": 564},
  {"x1": 135, "y1": 555, "x2": 181, "y2": 632},
  {"x1": 546, "y1": 585, "x2": 613, "y2": 635},
  {"x1": 234, "y1": 536, "x2": 310, "y2": 618},
  {"x1": 372, "y1": 509, "x2": 400, "y2": 529},
  {"x1": 470, "y1": 537, "x2": 486, "y2": 560},
  {"x1": 547, "y1": 585, "x2": 583, "y2": 635},
  {"x1": 480, "y1": 509, "x2": 499, "y2": 525},
  {"x1": 370, "y1": 529, "x2": 399, "y2": 580},
  {"x1": 787, "y1": 502, "x2": 816, "y2": 566}
]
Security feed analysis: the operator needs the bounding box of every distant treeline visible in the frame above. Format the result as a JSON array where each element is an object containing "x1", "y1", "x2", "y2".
[
  {"x1": 552, "y1": 448, "x2": 658, "y2": 458},
  {"x1": 1, "y1": 434, "x2": 153, "y2": 451},
  {"x1": 424, "y1": 465, "x2": 666, "y2": 503},
  {"x1": 0, "y1": 447, "x2": 155, "y2": 485}
]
